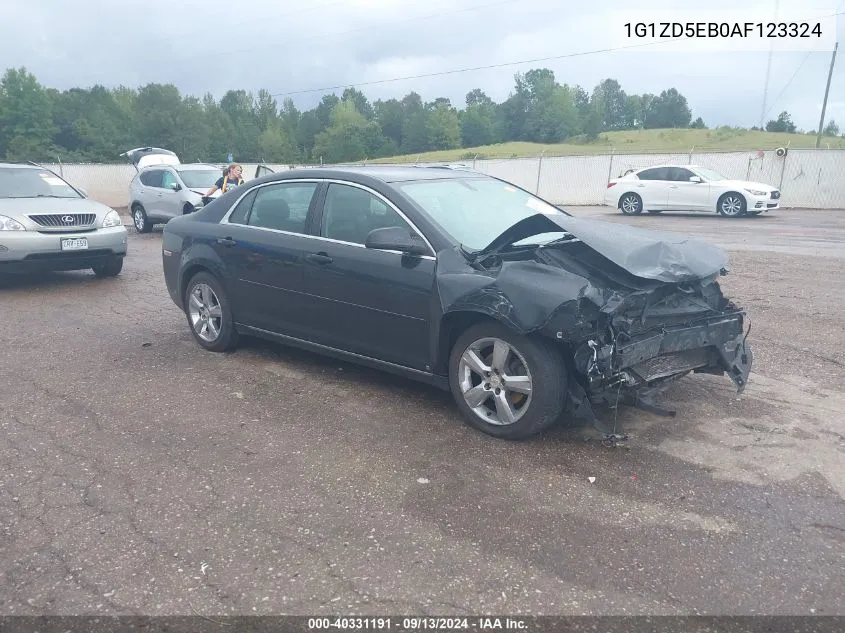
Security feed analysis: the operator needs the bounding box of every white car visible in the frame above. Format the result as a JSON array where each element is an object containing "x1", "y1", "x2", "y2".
[{"x1": 604, "y1": 164, "x2": 780, "y2": 218}]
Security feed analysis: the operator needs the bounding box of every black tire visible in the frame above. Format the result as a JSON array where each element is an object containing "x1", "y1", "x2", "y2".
[
  {"x1": 619, "y1": 192, "x2": 643, "y2": 215},
  {"x1": 717, "y1": 192, "x2": 747, "y2": 217},
  {"x1": 182, "y1": 203, "x2": 195, "y2": 215},
  {"x1": 183, "y1": 272, "x2": 239, "y2": 352},
  {"x1": 92, "y1": 255, "x2": 123, "y2": 278},
  {"x1": 448, "y1": 321, "x2": 567, "y2": 440},
  {"x1": 132, "y1": 204, "x2": 152, "y2": 233}
]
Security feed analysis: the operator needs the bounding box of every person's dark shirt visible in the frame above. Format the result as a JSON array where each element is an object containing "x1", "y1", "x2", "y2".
[{"x1": 215, "y1": 175, "x2": 243, "y2": 193}]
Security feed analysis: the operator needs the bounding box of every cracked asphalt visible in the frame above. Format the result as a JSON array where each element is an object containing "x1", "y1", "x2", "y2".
[{"x1": 1, "y1": 207, "x2": 844, "y2": 617}]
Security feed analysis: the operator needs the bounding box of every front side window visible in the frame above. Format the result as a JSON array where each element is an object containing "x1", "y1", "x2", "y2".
[
  {"x1": 321, "y1": 183, "x2": 413, "y2": 245},
  {"x1": 161, "y1": 171, "x2": 178, "y2": 190},
  {"x1": 0, "y1": 168, "x2": 82, "y2": 199}
]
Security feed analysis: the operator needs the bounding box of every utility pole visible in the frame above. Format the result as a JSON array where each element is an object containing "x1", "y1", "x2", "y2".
[{"x1": 816, "y1": 41, "x2": 838, "y2": 148}]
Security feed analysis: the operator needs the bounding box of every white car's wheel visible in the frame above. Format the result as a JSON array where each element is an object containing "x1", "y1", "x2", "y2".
[
  {"x1": 619, "y1": 192, "x2": 643, "y2": 215},
  {"x1": 718, "y1": 192, "x2": 747, "y2": 217}
]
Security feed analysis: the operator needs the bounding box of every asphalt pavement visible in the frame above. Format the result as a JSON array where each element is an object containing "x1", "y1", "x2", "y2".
[{"x1": 1, "y1": 207, "x2": 844, "y2": 617}]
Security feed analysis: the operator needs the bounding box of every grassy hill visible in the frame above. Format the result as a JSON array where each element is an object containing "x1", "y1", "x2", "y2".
[{"x1": 369, "y1": 128, "x2": 845, "y2": 163}]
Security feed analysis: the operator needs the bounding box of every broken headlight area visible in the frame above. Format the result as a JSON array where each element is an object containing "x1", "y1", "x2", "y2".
[{"x1": 565, "y1": 292, "x2": 753, "y2": 437}]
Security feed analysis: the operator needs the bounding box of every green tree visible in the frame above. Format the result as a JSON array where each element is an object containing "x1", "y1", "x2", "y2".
[
  {"x1": 0, "y1": 67, "x2": 56, "y2": 160},
  {"x1": 426, "y1": 100, "x2": 461, "y2": 150},
  {"x1": 313, "y1": 100, "x2": 388, "y2": 163},
  {"x1": 823, "y1": 119, "x2": 840, "y2": 136},
  {"x1": 591, "y1": 78, "x2": 627, "y2": 131},
  {"x1": 765, "y1": 111, "x2": 796, "y2": 133},
  {"x1": 644, "y1": 88, "x2": 692, "y2": 128}
]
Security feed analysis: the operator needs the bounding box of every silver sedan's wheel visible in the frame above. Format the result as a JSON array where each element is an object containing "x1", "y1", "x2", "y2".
[
  {"x1": 718, "y1": 193, "x2": 746, "y2": 217},
  {"x1": 458, "y1": 337, "x2": 534, "y2": 426},
  {"x1": 188, "y1": 283, "x2": 223, "y2": 342}
]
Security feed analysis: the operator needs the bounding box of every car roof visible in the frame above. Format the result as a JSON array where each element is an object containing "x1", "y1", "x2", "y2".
[
  {"x1": 138, "y1": 163, "x2": 220, "y2": 171},
  {"x1": 267, "y1": 164, "x2": 487, "y2": 183},
  {"x1": 0, "y1": 162, "x2": 43, "y2": 170}
]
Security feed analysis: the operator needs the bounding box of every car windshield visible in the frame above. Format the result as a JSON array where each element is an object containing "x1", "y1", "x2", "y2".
[
  {"x1": 397, "y1": 177, "x2": 569, "y2": 251},
  {"x1": 694, "y1": 167, "x2": 727, "y2": 181},
  {"x1": 177, "y1": 168, "x2": 221, "y2": 189},
  {"x1": 0, "y1": 167, "x2": 82, "y2": 199}
]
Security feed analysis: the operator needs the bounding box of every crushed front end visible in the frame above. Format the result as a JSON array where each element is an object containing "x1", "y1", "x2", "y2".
[{"x1": 569, "y1": 278, "x2": 753, "y2": 432}]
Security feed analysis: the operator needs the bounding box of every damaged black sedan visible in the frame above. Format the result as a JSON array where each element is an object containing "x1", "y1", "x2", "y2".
[{"x1": 161, "y1": 166, "x2": 752, "y2": 441}]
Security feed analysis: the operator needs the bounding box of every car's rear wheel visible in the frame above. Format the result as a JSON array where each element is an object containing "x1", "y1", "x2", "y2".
[
  {"x1": 718, "y1": 192, "x2": 746, "y2": 217},
  {"x1": 448, "y1": 321, "x2": 567, "y2": 440},
  {"x1": 92, "y1": 255, "x2": 123, "y2": 278},
  {"x1": 132, "y1": 204, "x2": 152, "y2": 233},
  {"x1": 184, "y1": 272, "x2": 238, "y2": 352},
  {"x1": 619, "y1": 192, "x2": 643, "y2": 215}
]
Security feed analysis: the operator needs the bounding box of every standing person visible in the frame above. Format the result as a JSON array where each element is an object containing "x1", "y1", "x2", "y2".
[{"x1": 205, "y1": 164, "x2": 244, "y2": 197}]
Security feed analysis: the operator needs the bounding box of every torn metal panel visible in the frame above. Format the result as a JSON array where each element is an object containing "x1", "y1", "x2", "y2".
[
  {"x1": 433, "y1": 211, "x2": 753, "y2": 434},
  {"x1": 471, "y1": 212, "x2": 730, "y2": 283}
]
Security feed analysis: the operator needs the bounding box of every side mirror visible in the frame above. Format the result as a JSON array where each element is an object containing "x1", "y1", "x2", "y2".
[
  {"x1": 169, "y1": 182, "x2": 182, "y2": 191},
  {"x1": 365, "y1": 226, "x2": 428, "y2": 256},
  {"x1": 689, "y1": 176, "x2": 702, "y2": 183}
]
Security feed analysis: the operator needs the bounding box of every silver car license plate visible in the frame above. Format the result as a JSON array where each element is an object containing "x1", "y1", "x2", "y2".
[{"x1": 61, "y1": 238, "x2": 88, "y2": 251}]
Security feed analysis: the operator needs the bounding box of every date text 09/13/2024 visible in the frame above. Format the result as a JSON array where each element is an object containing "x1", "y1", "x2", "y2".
[
  {"x1": 624, "y1": 22, "x2": 823, "y2": 38},
  {"x1": 307, "y1": 616, "x2": 528, "y2": 630}
]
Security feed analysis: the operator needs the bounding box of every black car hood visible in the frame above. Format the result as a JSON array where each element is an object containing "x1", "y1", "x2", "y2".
[{"x1": 471, "y1": 213, "x2": 728, "y2": 283}]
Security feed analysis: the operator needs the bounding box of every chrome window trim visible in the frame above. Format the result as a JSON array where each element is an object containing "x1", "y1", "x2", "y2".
[{"x1": 219, "y1": 177, "x2": 437, "y2": 259}]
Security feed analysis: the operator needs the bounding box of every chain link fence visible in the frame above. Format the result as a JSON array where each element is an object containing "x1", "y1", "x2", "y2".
[{"x1": 41, "y1": 148, "x2": 845, "y2": 210}]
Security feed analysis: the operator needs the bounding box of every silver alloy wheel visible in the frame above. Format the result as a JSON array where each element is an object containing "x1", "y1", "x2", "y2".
[
  {"x1": 621, "y1": 194, "x2": 640, "y2": 214},
  {"x1": 457, "y1": 337, "x2": 534, "y2": 426},
  {"x1": 720, "y1": 194, "x2": 744, "y2": 216},
  {"x1": 133, "y1": 208, "x2": 145, "y2": 231},
  {"x1": 188, "y1": 283, "x2": 223, "y2": 342}
]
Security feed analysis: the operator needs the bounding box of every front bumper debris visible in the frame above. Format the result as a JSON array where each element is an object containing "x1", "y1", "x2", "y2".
[{"x1": 570, "y1": 311, "x2": 753, "y2": 440}]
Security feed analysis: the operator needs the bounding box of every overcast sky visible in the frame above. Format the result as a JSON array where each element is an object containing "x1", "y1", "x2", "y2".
[{"x1": 2, "y1": 0, "x2": 844, "y2": 133}]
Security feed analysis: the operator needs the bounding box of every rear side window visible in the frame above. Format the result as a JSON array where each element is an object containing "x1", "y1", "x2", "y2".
[
  {"x1": 637, "y1": 167, "x2": 670, "y2": 180},
  {"x1": 228, "y1": 188, "x2": 258, "y2": 225},
  {"x1": 248, "y1": 182, "x2": 318, "y2": 234},
  {"x1": 140, "y1": 170, "x2": 163, "y2": 187}
]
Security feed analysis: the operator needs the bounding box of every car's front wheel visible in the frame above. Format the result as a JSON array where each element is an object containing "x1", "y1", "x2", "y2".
[
  {"x1": 448, "y1": 321, "x2": 568, "y2": 440},
  {"x1": 184, "y1": 272, "x2": 238, "y2": 352},
  {"x1": 718, "y1": 192, "x2": 747, "y2": 217}
]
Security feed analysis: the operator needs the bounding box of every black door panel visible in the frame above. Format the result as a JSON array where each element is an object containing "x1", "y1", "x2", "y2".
[{"x1": 303, "y1": 243, "x2": 435, "y2": 370}]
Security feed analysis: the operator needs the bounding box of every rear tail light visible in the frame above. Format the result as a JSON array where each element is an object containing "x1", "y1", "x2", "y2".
[{"x1": 607, "y1": 182, "x2": 616, "y2": 188}]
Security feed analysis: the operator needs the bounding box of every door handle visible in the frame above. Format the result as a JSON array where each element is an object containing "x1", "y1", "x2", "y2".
[
  {"x1": 216, "y1": 237, "x2": 237, "y2": 247},
  {"x1": 306, "y1": 252, "x2": 333, "y2": 265}
]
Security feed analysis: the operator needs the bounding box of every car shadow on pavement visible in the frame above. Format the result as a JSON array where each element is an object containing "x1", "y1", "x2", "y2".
[{"x1": 0, "y1": 270, "x2": 112, "y2": 290}]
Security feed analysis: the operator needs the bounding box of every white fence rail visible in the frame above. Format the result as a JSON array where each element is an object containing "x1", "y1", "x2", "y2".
[{"x1": 40, "y1": 148, "x2": 845, "y2": 210}]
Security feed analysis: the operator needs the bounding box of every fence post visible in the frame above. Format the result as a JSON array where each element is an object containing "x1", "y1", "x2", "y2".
[
  {"x1": 689, "y1": 146, "x2": 694, "y2": 164},
  {"x1": 607, "y1": 148, "x2": 615, "y2": 183},
  {"x1": 473, "y1": 153, "x2": 478, "y2": 169},
  {"x1": 57, "y1": 155, "x2": 63, "y2": 177},
  {"x1": 778, "y1": 150, "x2": 788, "y2": 193},
  {"x1": 535, "y1": 151, "x2": 545, "y2": 194}
]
